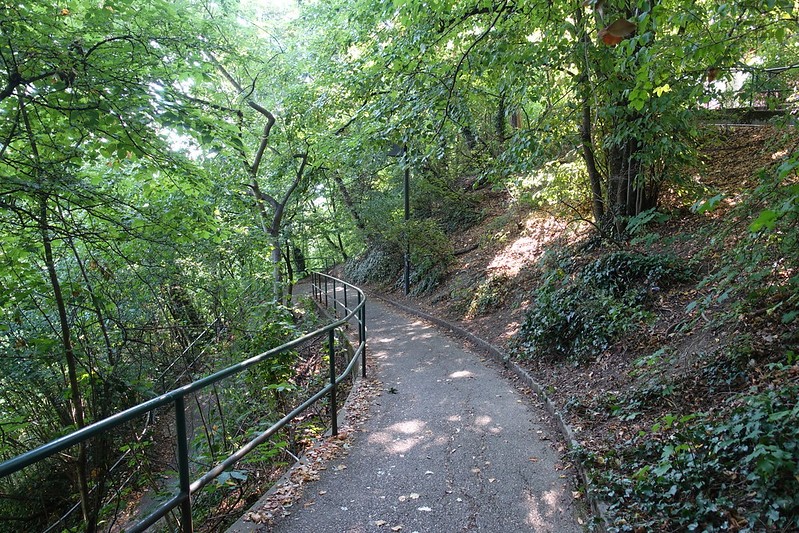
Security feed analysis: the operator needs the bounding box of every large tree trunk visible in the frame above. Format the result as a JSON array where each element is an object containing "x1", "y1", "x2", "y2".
[{"x1": 575, "y1": 7, "x2": 605, "y2": 226}]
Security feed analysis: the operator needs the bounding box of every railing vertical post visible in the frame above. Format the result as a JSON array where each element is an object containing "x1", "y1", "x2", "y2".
[
  {"x1": 359, "y1": 293, "x2": 367, "y2": 378},
  {"x1": 332, "y1": 278, "x2": 338, "y2": 317},
  {"x1": 312, "y1": 272, "x2": 317, "y2": 300},
  {"x1": 175, "y1": 396, "x2": 193, "y2": 533},
  {"x1": 324, "y1": 275, "x2": 328, "y2": 309},
  {"x1": 343, "y1": 284, "x2": 348, "y2": 316},
  {"x1": 328, "y1": 329, "x2": 338, "y2": 436}
]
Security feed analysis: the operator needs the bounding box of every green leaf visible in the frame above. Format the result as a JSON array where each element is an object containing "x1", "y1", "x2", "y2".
[
  {"x1": 653, "y1": 84, "x2": 671, "y2": 97},
  {"x1": 750, "y1": 209, "x2": 779, "y2": 232},
  {"x1": 691, "y1": 194, "x2": 724, "y2": 214},
  {"x1": 782, "y1": 310, "x2": 798, "y2": 324}
]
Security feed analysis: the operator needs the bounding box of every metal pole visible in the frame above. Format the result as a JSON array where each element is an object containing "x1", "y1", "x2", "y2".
[
  {"x1": 403, "y1": 143, "x2": 410, "y2": 296},
  {"x1": 328, "y1": 329, "x2": 338, "y2": 436},
  {"x1": 324, "y1": 275, "x2": 328, "y2": 309},
  {"x1": 175, "y1": 396, "x2": 193, "y2": 532},
  {"x1": 332, "y1": 278, "x2": 338, "y2": 317},
  {"x1": 360, "y1": 297, "x2": 367, "y2": 378}
]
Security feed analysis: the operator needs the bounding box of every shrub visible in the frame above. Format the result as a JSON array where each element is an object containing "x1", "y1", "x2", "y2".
[
  {"x1": 515, "y1": 250, "x2": 689, "y2": 362},
  {"x1": 344, "y1": 245, "x2": 401, "y2": 285},
  {"x1": 592, "y1": 383, "x2": 799, "y2": 531}
]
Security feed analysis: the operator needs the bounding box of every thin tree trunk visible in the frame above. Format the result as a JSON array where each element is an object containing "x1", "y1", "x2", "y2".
[
  {"x1": 39, "y1": 195, "x2": 93, "y2": 530},
  {"x1": 336, "y1": 234, "x2": 348, "y2": 262},
  {"x1": 581, "y1": 90, "x2": 604, "y2": 225},
  {"x1": 19, "y1": 87, "x2": 93, "y2": 530},
  {"x1": 330, "y1": 172, "x2": 368, "y2": 239}
]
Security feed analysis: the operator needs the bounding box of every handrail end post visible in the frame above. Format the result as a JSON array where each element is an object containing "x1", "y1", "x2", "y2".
[
  {"x1": 175, "y1": 396, "x2": 194, "y2": 532},
  {"x1": 328, "y1": 329, "x2": 338, "y2": 436}
]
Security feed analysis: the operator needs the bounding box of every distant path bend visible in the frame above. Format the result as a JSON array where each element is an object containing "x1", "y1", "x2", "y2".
[{"x1": 269, "y1": 295, "x2": 584, "y2": 532}]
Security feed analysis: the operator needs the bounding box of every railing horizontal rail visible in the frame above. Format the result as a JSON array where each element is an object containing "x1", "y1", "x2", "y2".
[{"x1": 0, "y1": 271, "x2": 366, "y2": 533}]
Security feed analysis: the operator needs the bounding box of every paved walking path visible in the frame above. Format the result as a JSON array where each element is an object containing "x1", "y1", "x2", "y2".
[{"x1": 233, "y1": 294, "x2": 584, "y2": 532}]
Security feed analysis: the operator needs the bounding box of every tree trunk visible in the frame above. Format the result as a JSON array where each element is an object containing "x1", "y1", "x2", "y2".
[
  {"x1": 335, "y1": 234, "x2": 348, "y2": 263},
  {"x1": 330, "y1": 172, "x2": 368, "y2": 240},
  {"x1": 293, "y1": 245, "x2": 308, "y2": 274},
  {"x1": 575, "y1": 6, "x2": 605, "y2": 226},
  {"x1": 20, "y1": 86, "x2": 94, "y2": 529},
  {"x1": 495, "y1": 92, "x2": 507, "y2": 142},
  {"x1": 606, "y1": 135, "x2": 657, "y2": 231},
  {"x1": 270, "y1": 229, "x2": 283, "y2": 301},
  {"x1": 39, "y1": 195, "x2": 94, "y2": 531}
]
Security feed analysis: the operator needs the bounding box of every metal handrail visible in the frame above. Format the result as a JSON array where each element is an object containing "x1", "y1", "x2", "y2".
[{"x1": 0, "y1": 272, "x2": 366, "y2": 533}]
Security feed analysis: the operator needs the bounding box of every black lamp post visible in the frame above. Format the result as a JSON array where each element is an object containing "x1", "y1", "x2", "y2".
[{"x1": 388, "y1": 142, "x2": 410, "y2": 296}]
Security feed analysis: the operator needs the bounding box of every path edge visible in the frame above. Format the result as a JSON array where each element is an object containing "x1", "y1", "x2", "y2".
[
  {"x1": 226, "y1": 289, "x2": 368, "y2": 532},
  {"x1": 370, "y1": 292, "x2": 610, "y2": 532}
]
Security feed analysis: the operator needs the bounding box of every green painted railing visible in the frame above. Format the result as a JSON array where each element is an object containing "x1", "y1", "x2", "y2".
[{"x1": 0, "y1": 272, "x2": 366, "y2": 532}]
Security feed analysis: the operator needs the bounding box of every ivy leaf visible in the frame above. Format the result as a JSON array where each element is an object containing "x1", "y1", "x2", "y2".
[
  {"x1": 749, "y1": 209, "x2": 779, "y2": 232},
  {"x1": 691, "y1": 194, "x2": 724, "y2": 214}
]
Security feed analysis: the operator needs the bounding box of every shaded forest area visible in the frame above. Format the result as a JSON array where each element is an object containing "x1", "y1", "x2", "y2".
[{"x1": 1, "y1": 0, "x2": 798, "y2": 531}]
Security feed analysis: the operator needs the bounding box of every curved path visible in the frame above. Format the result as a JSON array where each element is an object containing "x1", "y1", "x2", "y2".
[{"x1": 236, "y1": 295, "x2": 584, "y2": 532}]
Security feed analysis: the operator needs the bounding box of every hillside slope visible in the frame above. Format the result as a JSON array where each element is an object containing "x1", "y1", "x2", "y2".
[{"x1": 371, "y1": 125, "x2": 799, "y2": 531}]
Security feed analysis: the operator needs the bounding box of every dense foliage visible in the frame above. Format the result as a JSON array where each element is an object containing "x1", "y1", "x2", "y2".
[
  {"x1": 516, "y1": 250, "x2": 691, "y2": 362},
  {"x1": 1, "y1": 0, "x2": 798, "y2": 530},
  {"x1": 590, "y1": 382, "x2": 799, "y2": 531}
]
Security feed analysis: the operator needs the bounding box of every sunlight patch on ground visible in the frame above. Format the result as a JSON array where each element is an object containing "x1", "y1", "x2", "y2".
[
  {"x1": 389, "y1": 420, "x2": 426, "y2": 434},
  {"x1": 368, "y1": 420, "x2": 427, "y2": 454},
  {"x1": 474, "y1": 415, "x2": 492, "y2": 426},
  {"x1": 486, "y1": 215, "x2": 573, "y2": 277},
  {"x1": 523, "y1": 488, "x2": 566, "y2": 529}
]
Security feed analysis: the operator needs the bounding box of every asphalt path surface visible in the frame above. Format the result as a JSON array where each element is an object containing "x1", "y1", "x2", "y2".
[{"x1": 237, "y1": 294, "x2": 583, "y2": 532}]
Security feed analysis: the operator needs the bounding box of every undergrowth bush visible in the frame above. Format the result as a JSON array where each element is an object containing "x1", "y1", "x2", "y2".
[
  {"x1": 344, "y1": 219, "x2": 453, "y2": 295},
  {"x1": 691, "y1": 145, "x2": 799, "y2": 325},
  {"x1": 344, "y1": 246, "x2": 401, "y2": 285},
  {"x1": 591, "y1": 382, "x2": 799, "y2": 532},
  {"x1": 515, "y1": 250, "x2": 690, "y2": 362},
  {"x1": 404, "y1": 219, "x2": 453, "y2": 295}
]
